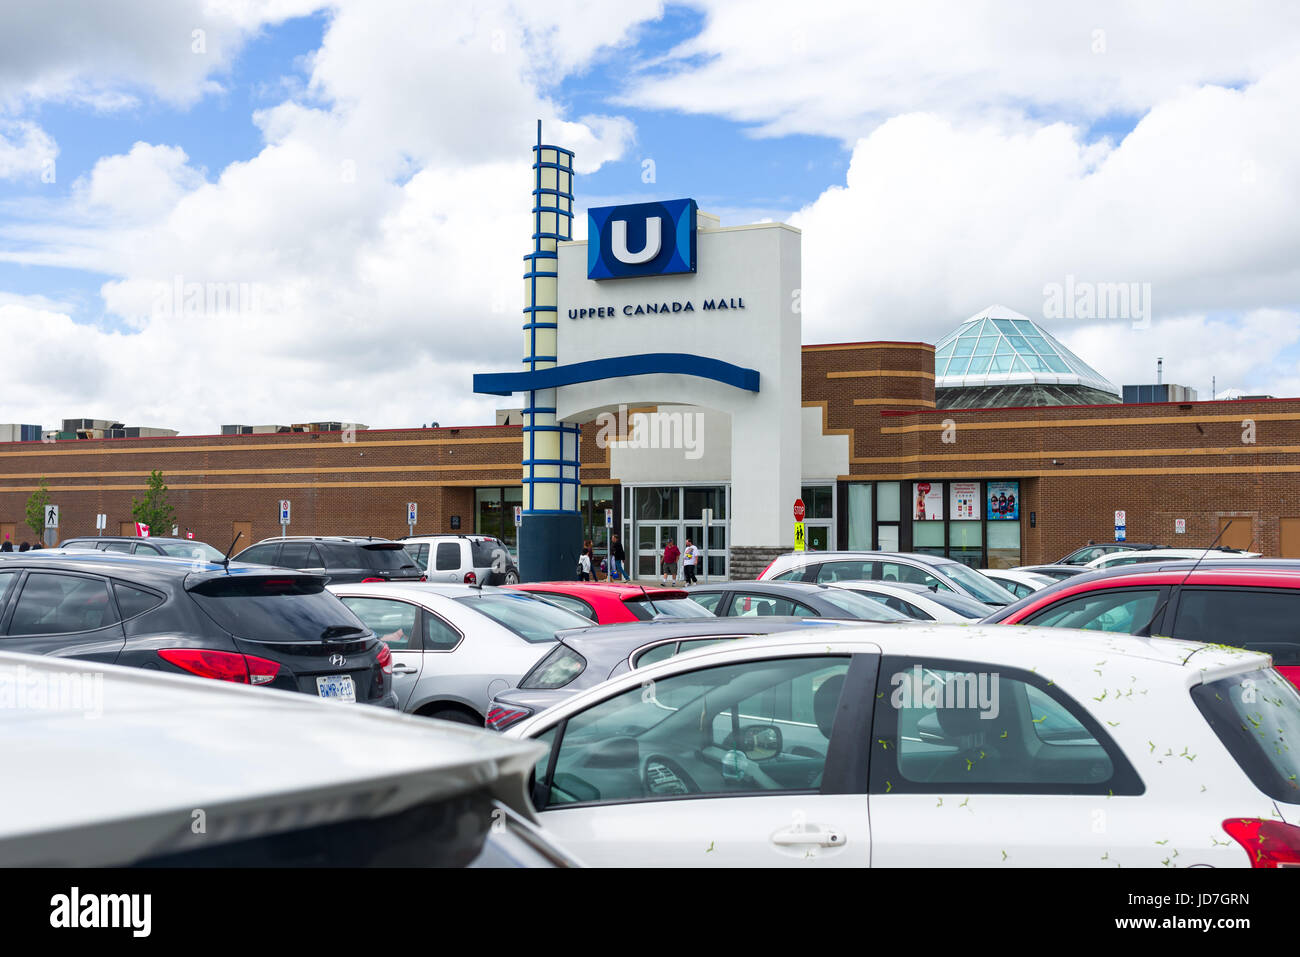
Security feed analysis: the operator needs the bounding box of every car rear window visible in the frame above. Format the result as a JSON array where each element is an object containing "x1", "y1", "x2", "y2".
[
  {"x1": 362, "y1": 544, "x2": 419, "y2": 571},
  {"x1": 454, "y1": 593, "x2": 590, "y2": 643},
  {"x1": 471, "y1": 540, "x2": 510, "y2": 567},
  {"x1": 519, "y1": 645, "x2": 587, "y2": 689},
  {"x1": 157, "y1": 541, "x2": 226, "y2": 562},
  {"x1": 189, "y1": 576, "x2": 368, "y2": 640},
  {"x1": 1192, "y1": 668, "x2": 1300, "y2": 804},
  {"x1": 623, "y1": 597, "x2": 714, "y2": 620},
  {"x1": 1173, "y1": 589, "x2": 1300, "y2": 666}
]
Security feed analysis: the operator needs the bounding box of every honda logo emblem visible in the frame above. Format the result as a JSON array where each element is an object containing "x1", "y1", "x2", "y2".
[{"x1": 329, "y1": 654, "x2": 346, "y2": 667}]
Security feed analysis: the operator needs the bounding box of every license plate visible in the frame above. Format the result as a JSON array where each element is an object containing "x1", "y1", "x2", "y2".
[{"x1": 316, "y1": 675, "x2": 356, "y2": 702}]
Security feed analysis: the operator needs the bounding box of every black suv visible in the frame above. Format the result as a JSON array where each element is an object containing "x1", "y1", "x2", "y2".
[
  {"x1": 233, "y1": 536, "x2": 424, "y2": 584},
  {"x1": 61, "y1": 536, "x2": 227, "y2": 561},
  {"x1": 0, "y1": 552, "x2": 397, "y2": 706}
]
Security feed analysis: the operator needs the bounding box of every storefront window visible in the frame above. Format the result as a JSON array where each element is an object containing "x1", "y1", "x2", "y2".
[
  {"x1": 948, "y1": 521, "x2": 983, "y2": 569},
  {"x1": 636, "y1": 486, "x2": 679, "y2": 521},
  {"x1": 877, "y1": 482, "x2": 900, "y2": 522},
  {"x1": 684, "y1": 486, "x2": 726, "y2": 520},
  {"x1": 476, "y1": 488, "x2": 503, "y2": 541},
  {"x1": 800, "y1": 485, "x2": 834, "y2": 520},
  {"x1": 913, "y1": 520, "x2": 945, "y2": 559},
  {"x1": 847, "y1": 483, "x2": 873, "y2": 550},
  {"x1": 987, "y1": 521, "x2": 1022, "y2": 570}
]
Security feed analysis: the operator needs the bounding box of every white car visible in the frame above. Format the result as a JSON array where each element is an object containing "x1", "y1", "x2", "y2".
[
  {"x1": 327, "y1": 582, "x2": 593, "y2": 723},
  {"x1": 1086, "y1": 548, "x2": 1261, "y2": 570},
  {"x1": 506, "y1": 624, "x2": 1300, "y2": 867},
  {"x1": 980, "y1": 568, "x2": 1055, "y2": 599},
  {"x1": 825, "y1": 580, "x2": 992, "y2": 621},
  {"x1": 0, "y1": 651, "x2": 576, "y2": 866}
]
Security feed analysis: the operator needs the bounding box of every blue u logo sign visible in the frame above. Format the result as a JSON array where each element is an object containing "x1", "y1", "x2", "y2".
[{"x1": 588, "y1": 198, "x2": 697, "y2": 280}]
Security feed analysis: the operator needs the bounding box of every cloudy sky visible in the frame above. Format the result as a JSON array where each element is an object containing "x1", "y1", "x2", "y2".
[{"x1": 2, "y1": 0, "x2": 1299, "y2": 433}]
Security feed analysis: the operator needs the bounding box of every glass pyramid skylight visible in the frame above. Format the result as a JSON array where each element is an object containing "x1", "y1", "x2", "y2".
[{"x1": 933, "y1": 305, "x2": 1119, "y2": 395}]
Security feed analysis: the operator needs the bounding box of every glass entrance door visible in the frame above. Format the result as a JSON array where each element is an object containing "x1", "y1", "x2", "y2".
[
  {"x1": 637, "y1": 523, "x2": 683, "y2": 580},
  {"x1": 806, "y1": 523, "x2": 831, "y2": 551}
]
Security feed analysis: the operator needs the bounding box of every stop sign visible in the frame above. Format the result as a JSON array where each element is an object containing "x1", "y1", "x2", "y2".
[{"x1": 793, "y1": 498, "x2": 806, "y2": 521}]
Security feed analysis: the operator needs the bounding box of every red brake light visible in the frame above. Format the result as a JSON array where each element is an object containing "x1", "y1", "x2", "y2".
[
  {"x1": 376, "y1": 642, "x2": 393, "y2": 675},
  {"x1": 464, "y1": 571, "x2": 477, "y2": 584},
  {"x1": 1222, "y1": 818, "x2": 1300, "y2": 868},
  {"x1": 360, "y1": 577, "x2": 385, "y2": 583},
  {"x1": 158, "y1": 648, "x2": 280, "y2": 685},
  {"x1": 485, "y1": 704, "x2": 532, "y2": 731},
  {"x1": 419, "y1": 574, "x2": 427, "y2": 582}
]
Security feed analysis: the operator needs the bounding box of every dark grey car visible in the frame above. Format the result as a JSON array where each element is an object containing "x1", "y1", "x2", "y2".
[
  {"x1": 234, "y1": 535, "x2": 423, "y2": 584},
  {"x1": 685, "y1": 580, "x2": 912, "y2": 621},
  {"x1": 0, "y1": 551, "x2": 398, "y2": 706},
  {"x1": 61, "y1": 536, "x2": 227, "y2": 561},
  {"x1": 484, "y1": 616, "x2": 849, "y2": 731}
]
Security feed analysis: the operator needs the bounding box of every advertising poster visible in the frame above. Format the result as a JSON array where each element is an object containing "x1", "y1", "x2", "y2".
[
  {"x1": 913, "y1": 482, "x2": 944, "y2": 520},
  {"x1": 950, "y1": 482, "x2": 979, "y2": 520},
  {"x1": 987, "y1": 481, "x2": 1020, "y2": 520}
]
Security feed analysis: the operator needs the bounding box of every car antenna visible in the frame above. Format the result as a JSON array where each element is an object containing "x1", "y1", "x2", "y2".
[
  {"x1": 221, "y1": 531, "x2": 243, "y2": 572},
  {"x1": 1134, "y1": 520, "x2": 1232, "y2": 638},
  {"x1": 637, "y1": 584, "x2": 661, "y2": 616}
]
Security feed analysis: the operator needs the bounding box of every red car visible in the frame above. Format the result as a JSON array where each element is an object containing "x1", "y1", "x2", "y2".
[
  {"x1": 506, "y1": 582, "x2": 712, "y2": 624},
  {"x1": 985, "y1": 566, "x2": 1300, "y2": 688}
]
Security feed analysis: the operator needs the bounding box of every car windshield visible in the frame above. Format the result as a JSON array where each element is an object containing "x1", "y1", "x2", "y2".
[
  {"x1": 157, "y1": 541, "x2": 226, "y2": 562},
  {"x1": 624, "y1": 597, "x2": 714, "y2": 620},
  {"x1": 941, "y1": 563, "x2": 1018, "y2": 605},
  {"x1": 820, "y1": 589, "x2": 910, "y2": 621},
  {"x1": 455, "y1": 592, "x2": 591, "y2": 642},
  {"x1": 1192, "y1": 668, "x2": 1300, "y2": 804}
]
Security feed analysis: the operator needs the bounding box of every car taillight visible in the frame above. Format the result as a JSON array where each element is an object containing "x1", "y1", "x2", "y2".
[
  {"x1": 485, "y1": 704, "x2": 532, "y2": 731},
  {"x1": 376, "y1": 642, "x2": 393, "y2": 675},
  {"x1": 464, "y1": 571, "x2": 477, "y2": 584},
  {"x1": 158, "y1": 649, "x2": 281, "y2": 685},
  {"x1": 361, "y1": 577, "x2": 385, "y2": 583},
  {"x1": 419, "y1": 574, "x2": 427, "y2": 582},
  {"x1": 1222, "y1": 818, "x2": 1300, "y2": 868}
]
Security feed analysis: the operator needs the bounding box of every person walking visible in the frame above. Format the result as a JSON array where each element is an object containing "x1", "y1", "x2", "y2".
[
  {"x1": 18, "y1": 542, "x2": 29, "y2": 552},
  {"x1": 577, "y1": 548, "x2": 592, "y2": 581},
  {"x1": 0, "y1": 540, "x2": 10, "y2": 552},
  {"x1": 661, "y1": 538, "x2": 680, "y2": 586},
  {"x1": 610, "y1": 534, "x2": 627, "y2": 581},
  {"x1": 681, "y1": 538, "x2": 700, "y2": 585}
]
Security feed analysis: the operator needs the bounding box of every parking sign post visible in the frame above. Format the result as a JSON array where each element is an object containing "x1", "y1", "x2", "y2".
[
  {"x1": 280, "y1": 499, "x2": 291, "y2": 538},
  {"x1": 407, "y1": 501, "x2": 418, "y2": 537}
]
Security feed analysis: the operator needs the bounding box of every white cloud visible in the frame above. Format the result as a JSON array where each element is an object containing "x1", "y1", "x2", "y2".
[
  {"x1": 0, "y1": 0, "x2": 326, "y2": 110},
  {"x1": 623, "y1": 0, "x2": 1300, "y2": 141},
  {"x1": 790, "y1": 56, "x2": 1300, "y2": 394},
  {"x1": 0, "y1": 0, "x2": 651, "y2": 433},
  {"x1": 0, "y1": 120, "x2": 57, "y2": 179}
]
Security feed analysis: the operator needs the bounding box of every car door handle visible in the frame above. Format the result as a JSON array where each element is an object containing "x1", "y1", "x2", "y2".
[
  {"x1": 771, "y1": 825, "x2": 846, "y2": 847},
  {"x1": 393, "y1": 664, "x2": 419, "y2": 675}
]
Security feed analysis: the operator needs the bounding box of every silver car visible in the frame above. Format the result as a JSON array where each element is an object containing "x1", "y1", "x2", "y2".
[{"x1": 327, "y1": 582, "x2": 593, "y2": 724}]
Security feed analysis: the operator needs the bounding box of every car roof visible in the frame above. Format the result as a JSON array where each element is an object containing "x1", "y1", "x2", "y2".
[
  {"x1": 248, "y1": 535, "x2": 402, "y2": 545},
  {"x1": 775, "y1": 550, "x2": 959, "y2": 566},
  {"x1": 62, "y1": 536, "x2": 210, "y2": 545},
  {"x1": 513, "y1": 581, "x2": 688, "y2": 600},
  {"x1": 327, "y1": 581, "x2": 524, "y2": 599},
  {"x1": 0, "y1": 551, "x2": 317, "y2": 583},
  {"x1": 0, "y1": 650, "x2": 544, "y2": 865},
  {"x1": 659, "y1": 623, "x2": 1269, "y2": 676},
  {"x1": 555, "y1": 616, "x2": 849, "y2": 659},
  {"x1": 686, "y1": 580, "x2": 848, "y2": 597}
]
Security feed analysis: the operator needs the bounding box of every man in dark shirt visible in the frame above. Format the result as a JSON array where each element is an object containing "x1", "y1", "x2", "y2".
[{"x1": 610, "y1": 534, "x2": 627, "y2": 582}]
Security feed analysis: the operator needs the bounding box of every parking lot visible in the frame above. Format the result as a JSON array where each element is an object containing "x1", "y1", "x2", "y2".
[{"x1": 0, "y1": 532, "x2": 1296, "y2": 873}]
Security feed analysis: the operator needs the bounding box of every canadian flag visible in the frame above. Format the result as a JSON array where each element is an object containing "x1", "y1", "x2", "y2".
[{"x1": 136, "y1": 523, "x2": 150, "y2": 538}]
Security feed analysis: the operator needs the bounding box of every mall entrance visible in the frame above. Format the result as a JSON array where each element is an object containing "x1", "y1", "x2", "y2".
[{"x1": 624, "y1": 484, "x2": 729, "y2": 582}]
